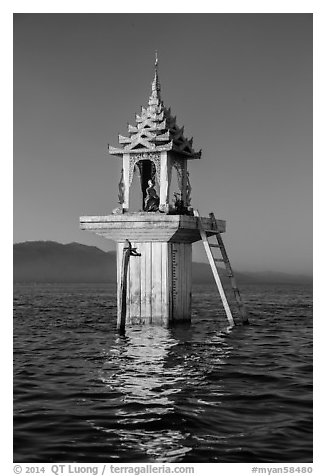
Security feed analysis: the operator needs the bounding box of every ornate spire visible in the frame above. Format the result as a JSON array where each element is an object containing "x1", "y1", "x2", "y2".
[{"x1": 108, "y1": 55, "x2": 201, "y2": 160}]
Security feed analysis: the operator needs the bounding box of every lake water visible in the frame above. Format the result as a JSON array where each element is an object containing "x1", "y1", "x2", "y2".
[{"x1": 13, "y1": 283, "x2": 313, "y2": 463}]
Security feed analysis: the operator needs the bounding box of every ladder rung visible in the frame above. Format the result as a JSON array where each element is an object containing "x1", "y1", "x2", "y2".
[
  {"x1": 210, "y1": 244, "x2": 220, "y2": 248},
  {"x1": 214, "y1": 258, "x2": 224, "y2": 263},
  {"x1": 204, "y1": 229, "x2": 219, "y2": 233}
]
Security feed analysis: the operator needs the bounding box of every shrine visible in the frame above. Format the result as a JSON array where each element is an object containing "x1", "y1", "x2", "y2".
[{"x1": 80, "y1": 54, "x2": 248, "y2": 330}]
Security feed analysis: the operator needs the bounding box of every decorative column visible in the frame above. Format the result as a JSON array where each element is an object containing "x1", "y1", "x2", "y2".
[
  {"x1": 159, "y1": 151, "x2": 169, "y2": 210},
  {"x1": 122, "y1": 153, "x2": 130, "y2": 211},
  {"x1": 181, "y1": 160, "x2": 188, "y2": 205}
]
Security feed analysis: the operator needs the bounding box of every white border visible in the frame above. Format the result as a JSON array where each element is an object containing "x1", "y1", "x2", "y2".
[{"x1": 5, "y1": 2, "x2": 321, "y2": 474}]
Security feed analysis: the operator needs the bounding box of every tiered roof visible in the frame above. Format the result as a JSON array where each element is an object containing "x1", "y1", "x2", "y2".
[{"x1": 109, "y1": 55, "x2": 201, "y2": 160}]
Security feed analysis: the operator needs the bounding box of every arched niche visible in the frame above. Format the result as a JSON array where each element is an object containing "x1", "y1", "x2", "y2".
[{"x1": 128, "y1": 158, "x2": 159, "y2": 211}]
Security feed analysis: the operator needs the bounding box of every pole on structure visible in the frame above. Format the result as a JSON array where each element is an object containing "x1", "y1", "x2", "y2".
[{"x1": 118, "y1": 239, "x2": 141, "y2": 334}]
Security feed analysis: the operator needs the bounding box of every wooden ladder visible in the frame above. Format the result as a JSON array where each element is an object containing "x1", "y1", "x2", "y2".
[{"x1": 194, "y1": 209, "x2": 249, "y2": 326}]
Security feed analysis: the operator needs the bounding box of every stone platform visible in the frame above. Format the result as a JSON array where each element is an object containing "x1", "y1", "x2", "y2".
[
  {"x1": 79, "y1": 213, "x2": 226, "y2": 326},
  {"x1": 79, "y1": 213, "x2": 226, "y2": 243}
]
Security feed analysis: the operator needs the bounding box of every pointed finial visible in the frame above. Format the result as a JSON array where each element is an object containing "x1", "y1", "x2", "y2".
[
  {"x1": 151, "y1": 50, "x2": 161, "y2": 99},
  {"x1": 154, "y1": 50, "x2": 159, "y2": 82}
]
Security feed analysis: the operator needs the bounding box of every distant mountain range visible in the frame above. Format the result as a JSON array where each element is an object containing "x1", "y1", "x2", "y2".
[{"x1": 13, "y1": 241, "x2": 312, "y2": 285}]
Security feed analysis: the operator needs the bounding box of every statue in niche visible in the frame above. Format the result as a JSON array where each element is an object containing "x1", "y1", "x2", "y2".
[{"x1": 144, "y1": 179, "x2": 159, "y2": 212}]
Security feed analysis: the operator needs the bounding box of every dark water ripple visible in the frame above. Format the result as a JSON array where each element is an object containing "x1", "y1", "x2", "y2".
[{"x1": 13, "y1": 283, "x2": 312, "y2": 463}]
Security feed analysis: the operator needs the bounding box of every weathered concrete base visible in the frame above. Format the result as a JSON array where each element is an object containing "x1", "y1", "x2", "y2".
[
  {"x1": 80, "y1": 213, "x2": 226, "y2": 326},
  {"x1": 116, "y1": 241, "x2": 192, "y2": 326}
]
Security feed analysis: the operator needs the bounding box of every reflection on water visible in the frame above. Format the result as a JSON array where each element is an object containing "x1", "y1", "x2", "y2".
[
  {"x1": 13, "y1": 283, "x2": 313, "y2": 463},
  {"x1": 102, "y1": 328, "x2": 177, "y2": 403},
  {"x1": 90, "y1": 326, "x2": 232, "y2": 462},
  {"x1": 95, "y1": 326, "x2": 231, "y2": 461}
]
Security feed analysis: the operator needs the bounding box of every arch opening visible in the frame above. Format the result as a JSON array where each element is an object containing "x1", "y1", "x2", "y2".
[{"x1": 128, "y1": 159, "x2": 159, "y2": 211}]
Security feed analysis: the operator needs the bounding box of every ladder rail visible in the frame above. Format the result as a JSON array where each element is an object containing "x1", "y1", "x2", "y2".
[
  {"x1": 209, "y1": 213, "x2": 249, "y2": 324},
  {"x1": 195, "y1": 209, "x2": 249, "y2": 326},
  {"x1": 215, "y1": 232, "x2": 248, "y2": 323},
  {"x1": 194, "y1": 209, "x2": 235, "y2": 327}
]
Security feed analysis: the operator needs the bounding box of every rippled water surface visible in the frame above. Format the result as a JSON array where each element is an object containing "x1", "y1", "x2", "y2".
[{"x1": 14, "y1": 283, "x2": 312, "y2": 463}]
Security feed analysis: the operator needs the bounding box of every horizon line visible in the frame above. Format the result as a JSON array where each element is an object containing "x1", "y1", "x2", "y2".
[{"x1": 13, "y1": 239, "x2": 313, "y2": 278}]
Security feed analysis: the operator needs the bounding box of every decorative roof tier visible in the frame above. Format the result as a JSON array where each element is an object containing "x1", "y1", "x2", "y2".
[{"x1": 109, "y1": 55, "x2": 202, "y2": 160}]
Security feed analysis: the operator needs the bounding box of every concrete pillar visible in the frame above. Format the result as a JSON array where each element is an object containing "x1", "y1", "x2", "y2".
[{"x1": 116, "y1": 241, "x2": 192, "y2": 326}]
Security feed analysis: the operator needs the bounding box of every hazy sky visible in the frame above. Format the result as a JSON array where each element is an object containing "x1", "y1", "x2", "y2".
[{"x1": 13, "y1": 13, "x2": 312, "y2": 274}]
